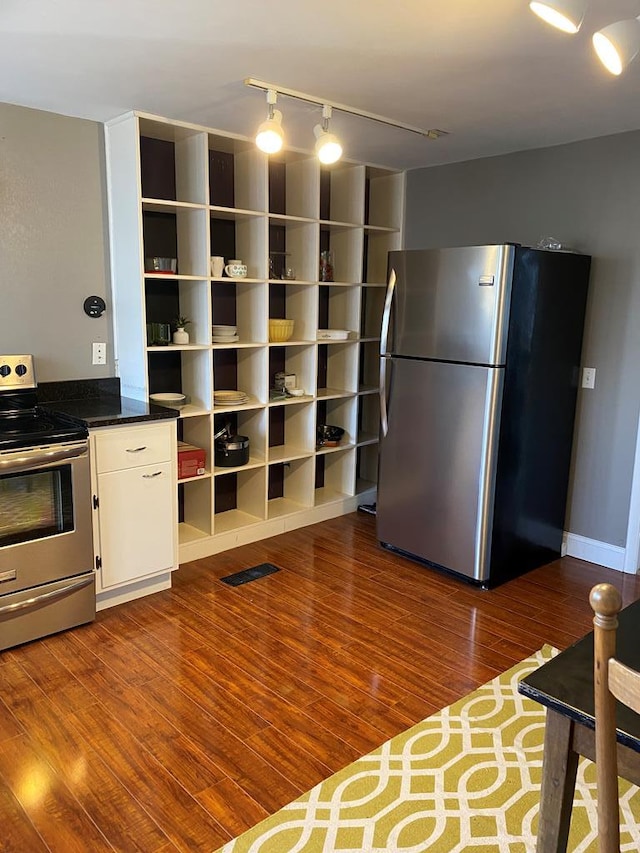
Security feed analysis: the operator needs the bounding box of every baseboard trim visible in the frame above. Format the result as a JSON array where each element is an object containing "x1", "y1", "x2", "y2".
[{"x1": 563, "y1": 532, "x2": 626, "y2": 572}]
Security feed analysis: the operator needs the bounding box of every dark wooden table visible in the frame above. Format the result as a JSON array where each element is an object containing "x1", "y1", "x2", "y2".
[{"x1": 518, "y1": 597, "x2": 640, "y2": 852}]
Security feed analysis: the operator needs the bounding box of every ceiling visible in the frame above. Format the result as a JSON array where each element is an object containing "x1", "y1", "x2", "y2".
[{"x1": 2, "y1": 0, "x2": 640, "y2": 170}]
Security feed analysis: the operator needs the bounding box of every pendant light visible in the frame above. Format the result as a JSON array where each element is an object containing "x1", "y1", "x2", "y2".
[
  {"x1": 255, "y1": 89, "x2": 284, "y2": 154},
  {"x1": 529, "y1": 0, "x2": 587, "y2": 34},
  {"x1": 313, "y1": 105, "x2": 343, "y2": 165},
  {"x1": 593, "y1": 17, "x2": 640, "y2": 75}
]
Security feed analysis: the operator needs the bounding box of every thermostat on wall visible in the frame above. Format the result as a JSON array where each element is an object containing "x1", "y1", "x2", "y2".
[{"x1": 84, "y1": 295, "x2": 106, "y2": 318}]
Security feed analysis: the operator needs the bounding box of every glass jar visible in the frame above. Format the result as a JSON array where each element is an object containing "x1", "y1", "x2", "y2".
[{"x1": 320, "y1": 250, "x2": 334, "y2": 282}]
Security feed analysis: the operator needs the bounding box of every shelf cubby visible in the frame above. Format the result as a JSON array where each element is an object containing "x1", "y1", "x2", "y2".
[
  {"x1": 268, "y1": 344, "x2": 316, "y2": 400},
  {"x1": 358, "y1": 341, "x2": 380, "y2": 393},
  {"x1": 319, "y1": 225, "x2": 364, "y2": 284},
  {"x1": 142, "y1": 204, "x2": 209, "y2": 278},
  {"x1": 357, "y1": 394, "x2": 380, "y2": 445},
  {"x1": 316, "y1": 342, "x2": 358, "y2": 398},
  {"x1": 269, "y1": 284, "x2": 318, "y2": 343},
  {"x1": 139, "y1": 119, "x2": 208, "y2": 205},
  {"x1": 314, "y1": 448, "x2": 356, "y2": 505},
  {"x1": 210, "y1": 210, "x2": 267, "y2": 280},
  {"x1": 179, "y1": 414, "x2": 213, "y2": 478},
  {"x1": 211, "y1": 280, "x2": 267, "y2": 345},
  {"x1": 320, "y1": 163, "x2": 365, "y2": 225},
  {"x1": 213, "y1": 408, "x2": 267, "y2": 473},
  {"x1": 360, "y1": 287, "x2": 386, "y2": 339},
  {"x1": 268, "y1": 401, "x2": 315, "y2": 464},
  {"x1": 316, "y1": 397, "x2": 357, "y2": 453},
  {"x1": 269, "y1": 152, "x2": 318, "y2": 219},
  {"x1": 214, "y1": 467, "x2": 266, "y2": 533},
  {"x1": 213, "y1": 346, "x2": 267, "y2": 407},
  {"x1": 363, "y1": 229, "x2": 401, "y2": 286},
  {"x1": 268, "y1": 220, "x2": 318, "y2": 283},
  {"x1": 208, "y1": 135, "x2": 267, "y2": 213},
  {"x1": 356, "y1": 444, "x2": 379, "y2": 494},
  {"x1": 318, "y1": 285, "x2": 360, "y2": 336},
  {"x1": 365, "y1": 167, "x2": 404, "y2": 230},
  {"x1": 267, "y1": 458, "x2": 314, "y2": 519},
  {"x1": 178, "y1": 476, "x2": 213, "y2": 542},
  {"x1": 148, "y1": 348, "x2": 212, "y2": 413}
]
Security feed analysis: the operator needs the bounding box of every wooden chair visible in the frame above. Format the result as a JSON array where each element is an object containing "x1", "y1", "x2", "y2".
[{"x1": 589, "y1": 583, "x2": 640, "y2": 853}]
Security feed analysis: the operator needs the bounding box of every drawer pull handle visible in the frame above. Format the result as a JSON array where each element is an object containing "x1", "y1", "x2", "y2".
[
  {"x1": 126, "y1": 446, "x2": 147, "y2": 453},
  {"x1": 142, "y1": 471, "x2": 163, "y2": 479}
]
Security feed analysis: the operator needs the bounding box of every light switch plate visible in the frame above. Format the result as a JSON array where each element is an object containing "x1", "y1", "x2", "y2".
[
  {"x1": 92, "y1": 342, "x2": 107, "y2": 365},
  {"x1": 582, "y1": 367, "x2": 596, "y2": 389}
]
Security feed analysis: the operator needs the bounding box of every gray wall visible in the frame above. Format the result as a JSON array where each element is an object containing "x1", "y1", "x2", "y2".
[
  {"x1": 0, "y1": 103, "x2": 113, "y2": 381},
  {"x1": 405, "y1": 131, "x2": 640, "y2": 548}
]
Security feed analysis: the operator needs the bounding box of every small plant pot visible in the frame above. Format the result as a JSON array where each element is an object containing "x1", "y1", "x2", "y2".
[{"x1": 173, "y1": 328, "x2": 190, "y2": 345}]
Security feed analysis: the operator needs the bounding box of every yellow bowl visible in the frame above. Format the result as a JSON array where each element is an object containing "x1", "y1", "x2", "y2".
[{"x1": 269, "y1": 319, "x2": 295, "y2": 343}]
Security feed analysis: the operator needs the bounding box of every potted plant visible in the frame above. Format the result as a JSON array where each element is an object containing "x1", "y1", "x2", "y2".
[{"x1": 172, "y1": 316, "x2": 191, "y2": 345}]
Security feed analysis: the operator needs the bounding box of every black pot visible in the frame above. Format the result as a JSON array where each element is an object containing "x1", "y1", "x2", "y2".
[
  {"x1": 214, "y1": 429, "x2": 250, "y2": 467},
  {"x1": 317, "y1": 423, "x2": 345, "y2": 447}
]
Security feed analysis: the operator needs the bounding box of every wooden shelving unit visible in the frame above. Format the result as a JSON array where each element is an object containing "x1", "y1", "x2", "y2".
[{"x1": 105, "y1": 111, "x2": 404, "y2": 561}]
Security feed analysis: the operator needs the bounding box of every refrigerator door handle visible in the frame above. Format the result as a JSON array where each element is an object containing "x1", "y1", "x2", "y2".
[
  {"x1": 380, "y1": 268, "x2": 397, "y2": 357},
  {"x1": 380, "y1": 356, "x2": 392, "y2": 438}
]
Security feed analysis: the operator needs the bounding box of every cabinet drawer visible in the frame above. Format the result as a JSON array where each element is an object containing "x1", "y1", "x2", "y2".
[{"x1": 94, "y1": 424, "x2": 174, "y2": 473}]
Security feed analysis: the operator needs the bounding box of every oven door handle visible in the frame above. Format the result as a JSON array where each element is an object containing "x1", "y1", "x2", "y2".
[
  {"x1": 0, "y1": 442, "x2": 88, "y2": 474},
  {"x1": 0, "y1": 573, "x2": 94, "y2": 617}
]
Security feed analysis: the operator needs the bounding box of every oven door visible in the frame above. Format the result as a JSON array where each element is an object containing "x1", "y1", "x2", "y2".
[{"x1": 0, "y1": 441, "x2": 94, "y2": 595}]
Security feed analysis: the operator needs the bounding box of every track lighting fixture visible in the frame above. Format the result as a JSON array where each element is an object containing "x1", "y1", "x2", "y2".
[
  {"x1": 245, "y1": 78, "x2": 446, "y2": 162},
  {"x1": 255, "y1": 89, "x2": 284, "y2": 154},
  {"x1": 528, "y1": 0, "x2": 586, "y2": 34},
  {"x1": 529, "y1": 2, "x2": 640, "y2": 76},
  {"x1": 593, "y1": 17, "x2": 640, "y2": 76},
  {"x1": 313, "y1": 105, "x2": 343, "y2": 165}
]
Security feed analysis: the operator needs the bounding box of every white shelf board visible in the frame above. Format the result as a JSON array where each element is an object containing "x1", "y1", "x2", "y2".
[
  {"x1": 364, "y1": 223, "x2": 400, "y2": 233},
  {"x1": 357, "y1": 433, "x2": 379, "y2": 447},
  {"x1": 177, "y1": 403, "x2": 211, "y2": 418},
  {"x1": 356, "y1": 478, "x2": 377, "y2": 494},
  {"x1": 144, "y1": 273, "x2": 205, "y2": 281},
  {"x1": 142, "y1": 198, "x2": 207, "y2": 212},
  {"x1": 316, "y1": 442, "x2": 356, "y2": 456},
  {"x1": 359, "y1": 336, "x2": 381, "y2": 344},
  {"x1": 314, "y1": 486, "x2": 351, "y2": 506},
  {"x1": 209, "y1": 205, "x2": 265, "y2": 220},
  {"x1": 211, "y1": 341, "x2": 267, "y2": 349},
  {"x1": 147, "y1": 344, "x2": 210, "y2": 352},
  {"x1": 268, "y1": 445, "x2": 313, "y2": 465},
  {"x1": 267, "y1": 339, "x2": 315, "y2": 347},
  {"x1": 178, "y1": 472, "x2": 212, "y2": 485},
  {"x1": 318, "y1": 219, "x2": 363, "y2": 231},
  {"x1": 213, "y1": 398, "x2": 265, "y2": 414},
  {"x1": 267, "y1": 497, "x2": 310, "y2": 520},
  {"x1": 268, "y1": 279, "x2": 316, "y2": 286},
  {"x1": 268, "y1": 213, "x2": 317, "y2": 226},
  {"x1": 358, "y1": 385, "x2": 379, "y2": 396},
  {"x1": 178, "y1": 522, "x2": 210, "y2": 545},
  {"x1": 213, "y1": 456, "x2": 265, "y2": 476},
  {"x1": 268, "y1": 395, "x2": 314, "y2": 407},
  {"x1": 316, "y1": 388, "x2": 356, "y2": 401},
  {"x1": 211, "y1": 277, "x2": 264, "y2": 285},
  {"x1": 214, "y1": 509, "x2": 263, "y2": 534}
]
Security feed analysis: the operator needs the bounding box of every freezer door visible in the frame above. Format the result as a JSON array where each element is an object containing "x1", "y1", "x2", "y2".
[
  {"x1": 377, "y1": 357, "x2": 504, "y2": 581},
  {"x1": 386, "y1": 245, "x2": 515, "y2": 365}
]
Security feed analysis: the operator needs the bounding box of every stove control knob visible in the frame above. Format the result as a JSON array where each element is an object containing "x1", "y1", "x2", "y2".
[
  {"x1": 15, "y1": 364, "x2": 28, "y2": 377},
  {"x1": 0, "y1": 364, "x2": 11, "y2": 377}
]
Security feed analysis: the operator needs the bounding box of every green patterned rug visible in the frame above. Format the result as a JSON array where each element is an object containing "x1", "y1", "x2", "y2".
[{"x1": 217, "y1": 646, "x2": 640, "y2": 852}]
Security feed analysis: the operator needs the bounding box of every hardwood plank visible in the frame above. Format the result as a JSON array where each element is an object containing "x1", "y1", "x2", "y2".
[{"x1": 1, "y1": 511, "x2": 638, "y2": 851}]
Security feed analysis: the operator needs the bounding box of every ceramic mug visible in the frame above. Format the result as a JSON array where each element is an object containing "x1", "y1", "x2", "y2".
[
  {"x1": 210, "y1": 256, "x2": 224, "y2": 277},
  {"x1": 225, "y1": 261, "x2": 247, "y2": 278}
]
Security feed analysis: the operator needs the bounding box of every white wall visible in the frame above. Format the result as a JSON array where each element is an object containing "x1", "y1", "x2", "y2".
[
  {"x1": 0, "y1": 102, "x2": 113, "y2": 381},
  {"x1": 405, "y1": 131, "x2": 640, "y2": 553}
]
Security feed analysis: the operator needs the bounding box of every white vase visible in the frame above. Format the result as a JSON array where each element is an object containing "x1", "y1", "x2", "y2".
[{"x1": 173, "y1": 328, "x2": 189, "y2": 345}]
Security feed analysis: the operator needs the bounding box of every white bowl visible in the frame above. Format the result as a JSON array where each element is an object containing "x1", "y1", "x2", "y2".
[
  {"x1": 150, "y1": 392, "x2": 187, "y2": 408},
  {"x1": 317, "y1": 329, "x2": 350, "y2": 341},
  {"x1": 287, "y1": 388, "x2": 305, "y2": 397}
]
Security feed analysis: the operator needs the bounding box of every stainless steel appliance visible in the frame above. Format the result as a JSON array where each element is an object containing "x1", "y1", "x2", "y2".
[
  {"x1": 377, "y1": 245, "x2": 591, "y2": 586},
  {"x1": 0, "y1": 355, "x2": 95, "y2": 651}
]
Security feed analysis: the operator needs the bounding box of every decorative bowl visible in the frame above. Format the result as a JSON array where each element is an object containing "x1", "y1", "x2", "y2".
[
  {"x1": 269, "y1": 319, "x2": 295, "y2": 343},
  {"x1": 150, "y1": 392, "x2": 187, "y2": 409},
  {"x1": 145, "y1": 257, "x2": 177, "y2": 274}
]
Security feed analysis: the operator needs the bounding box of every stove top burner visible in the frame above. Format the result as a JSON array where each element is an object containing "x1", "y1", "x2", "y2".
[{"x1": 0, "y1": 356, "x2": 88, "y2": 451}]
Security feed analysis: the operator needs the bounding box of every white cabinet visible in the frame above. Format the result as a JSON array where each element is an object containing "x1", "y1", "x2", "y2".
[
  {"x1": 105, "y1": 111, "x2": 404, "y2": 563},
  {"x1": 91, "y1": 421, "x2": 178, "y2": 607}
]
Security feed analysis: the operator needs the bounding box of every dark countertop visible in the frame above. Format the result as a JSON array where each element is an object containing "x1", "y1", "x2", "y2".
[
  {"x1": 519, "y1": 596, "x2": 640, "y2": 751},
  {"x1": 45, "y1": 395, "x2": 179, "y2": 428},
  {"x1": 37, "y1": 378, "x2": 179, "y2": 428}
]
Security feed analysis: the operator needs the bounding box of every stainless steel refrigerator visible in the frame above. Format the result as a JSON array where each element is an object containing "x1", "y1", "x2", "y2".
[{"x1": 376, "y1": 244, "x2": 591, "y2": 586}]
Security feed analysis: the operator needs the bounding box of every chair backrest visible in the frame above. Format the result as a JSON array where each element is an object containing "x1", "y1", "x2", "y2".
[{"x1": 589, "y1": 583, "x2": 640, "y2": 853}]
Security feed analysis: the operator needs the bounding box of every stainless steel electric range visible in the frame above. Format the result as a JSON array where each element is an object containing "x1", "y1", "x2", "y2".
[{"x1": 0, "y1": 355, "x2": 95, "y2": 652}]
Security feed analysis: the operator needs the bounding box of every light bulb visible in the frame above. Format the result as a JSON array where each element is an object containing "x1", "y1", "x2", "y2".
[
  {"x1": 529, "y1": 1, "x2": 585, "y2": 34},
  {"x1": 592, "y1": 18, "x2": 640, "y2": 76},
  {"x1": 255, "y1": 97, "x2": 284, "y2": 154}
]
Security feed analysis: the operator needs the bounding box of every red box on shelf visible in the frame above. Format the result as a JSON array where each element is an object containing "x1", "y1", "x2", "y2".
[{"x1": 177, "y1": 442, "x2": 206, "y2": 479}]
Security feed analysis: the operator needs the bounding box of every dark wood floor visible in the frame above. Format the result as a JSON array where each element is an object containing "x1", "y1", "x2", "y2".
[{"x1": 2, "y1": 513, "x2": 640, "y2": 852}]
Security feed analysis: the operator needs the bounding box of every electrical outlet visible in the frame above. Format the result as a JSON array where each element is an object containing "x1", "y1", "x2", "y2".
[
  {"x1": 92, "y1": 342, "x2": 107, "y2": 365},
  {"x1": 582, "y1": 367, "x2": 596, "y2": 389}
]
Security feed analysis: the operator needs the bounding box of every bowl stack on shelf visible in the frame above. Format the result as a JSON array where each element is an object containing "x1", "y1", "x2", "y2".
[
  {"x1": 212, "y1": 324, "x2": 239, "y2": 343},
  {"x1": 214, "y1": 389, "x2": 250, "y2": 407}
]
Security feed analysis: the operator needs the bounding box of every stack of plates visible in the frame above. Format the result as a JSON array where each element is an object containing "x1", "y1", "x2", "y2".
[
  {"x1": 214, "y1": 389, "x2": 250, "y2": 407},
  {"x1": 212, "y1": 324, "x2": 239, "y2": 343}
]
